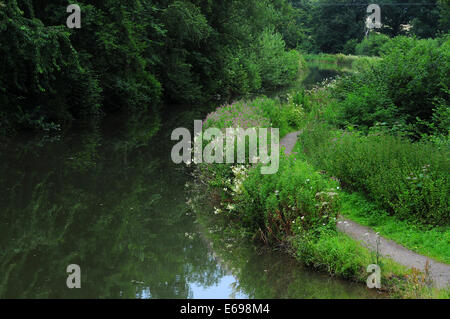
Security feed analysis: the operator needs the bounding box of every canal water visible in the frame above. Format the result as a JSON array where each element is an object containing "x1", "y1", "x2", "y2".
[{"x1": 0, "y1": 67, "x2": 377, "y2": 298}]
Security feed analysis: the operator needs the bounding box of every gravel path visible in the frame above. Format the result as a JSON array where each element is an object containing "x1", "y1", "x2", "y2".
[
  {"x1": 281, "y1": 130, "x2": 450, "y2": 288},
  {"x1": 280, "y1": 131, "x2": 302, "y2": 155}
]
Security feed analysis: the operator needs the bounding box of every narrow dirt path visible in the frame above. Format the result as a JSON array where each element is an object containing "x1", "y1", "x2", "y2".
[
  {"x1": 281, "y1": 130, "x2": 450, "y2": 288},
  {"x1": 280, "y1": 130, "x2": 302, "y2": 155}
]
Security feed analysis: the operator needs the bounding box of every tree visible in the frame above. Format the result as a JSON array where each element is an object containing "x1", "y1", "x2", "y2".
[{"x1": 0, "y1": 0, "x2": 305, "y2": 134}]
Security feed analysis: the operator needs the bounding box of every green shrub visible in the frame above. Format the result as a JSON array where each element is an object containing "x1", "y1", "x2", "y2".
[
  {"x1": 221, "y1": 49, "x2": 263, "y2": 97},
  {"x1": 0, "y1": 3, "x2": 103, "y2": 133},
  {"x1": 334, "y1": 84, "x2": 398, "y2": 133},
  {"x1": 237, "y1": 155, "x2": 340, "y2": 242},
  {"x1": 379, "y1": 36, "x2": 449, "y2": 129},
  {"x1": 293, "y1": 228, "x2": 408, "y2": 285},
  {"x1": 255, "y1": 29, "x2": 301, "y2": 89},
  {"x1": 351, "y1": 56, "x2": 381, "y2": 73},
  {"x1": 342, "y1": 39, "x2": 358, "y2": 55},
  {"x1": 298, "y1": 124, "x2": 450, "y2": 226},
  {"x1": 254, "y1": 97, "x2": 304, "y2": 136},
  {"x1": 355, "y1": 33, "x2": 390, "y2": 56},
  {"x1": 333, "y1": 36, "x2": 450, "y2": 138},
  {"x1": 294, "y1": 230, "x2": 370, "y2": 280}
]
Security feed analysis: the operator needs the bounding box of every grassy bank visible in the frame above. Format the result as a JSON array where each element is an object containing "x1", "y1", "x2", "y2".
[
  {"x1": 304, "y1": 53, "x2": 359, "y2": 68},
  {"x1": 338, "y1": 192, "x2": 450, "y2": 264},
  {"x1": 191, "y1": 195, "x2": 383, "y2": 299},
  {"x1": 295, "y1": 135, "x2": 449, "y2": 264},
  {"x1": 291, "y1": 74, "x2": 449, "y2": 264},
  {"x1": 190, "y1": 94, "x2": 448, "y2": 298},
  {"x1": 303, "y1": 53, "x2": 380, "y2": 73},
  {"x1": 296, "y1": 123, "x2": 449, "y2": 226}
]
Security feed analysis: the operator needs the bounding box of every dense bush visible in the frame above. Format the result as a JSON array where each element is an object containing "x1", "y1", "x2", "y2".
[
  {"x1": 255, "y1": 29, "x2": 302, "y2": 89},
  {"x1": 195, "y1": 153, "x2": 341, "y2": 245},
  {"x1": 298, "y1": 123, "x2": 449, "y2": 226},
  {"x1": 342, "y1": 39, "x2": 358, "y2": 55},
  {"x1": 237, "y1": 156, "x2": 340, "y2": 242},
  {"x1": 332, "y1": 36, "x2": 450, "y2": 138},
  {"x1": 355, "y1": 33, "x2": 390, "y2": 56},
  {"x1": 0, "y1": 0, "x2": 163, "y2": 134},
  {"x1": 334, "y1": 83, "x2": 398, "y2": 133}
]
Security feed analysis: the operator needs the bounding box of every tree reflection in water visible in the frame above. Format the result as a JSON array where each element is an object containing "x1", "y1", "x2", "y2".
[{"x1": 0, "y1": 111, "x2": 223, "y2": 298}]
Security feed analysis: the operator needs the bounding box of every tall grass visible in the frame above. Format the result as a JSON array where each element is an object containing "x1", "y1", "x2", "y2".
[
  {"x1": 304, "y1": 53, "x2": 360, "y2": 71},
  {"x1": 297, "y1": 121, "x2": 449, "y2": 226}
]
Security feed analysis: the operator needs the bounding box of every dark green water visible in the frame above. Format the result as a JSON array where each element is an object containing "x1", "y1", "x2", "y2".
[
  {"x1": 0, "y1": 67, "x2": 377, "y2": 299},
  {"x1": 264, "y1": 65, "x2": 343, "y2": 101}
]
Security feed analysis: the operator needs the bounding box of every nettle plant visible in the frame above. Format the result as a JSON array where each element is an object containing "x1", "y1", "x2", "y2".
[{"x1": 233, "y1": 155, "x2": 341, "y2": 243}]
